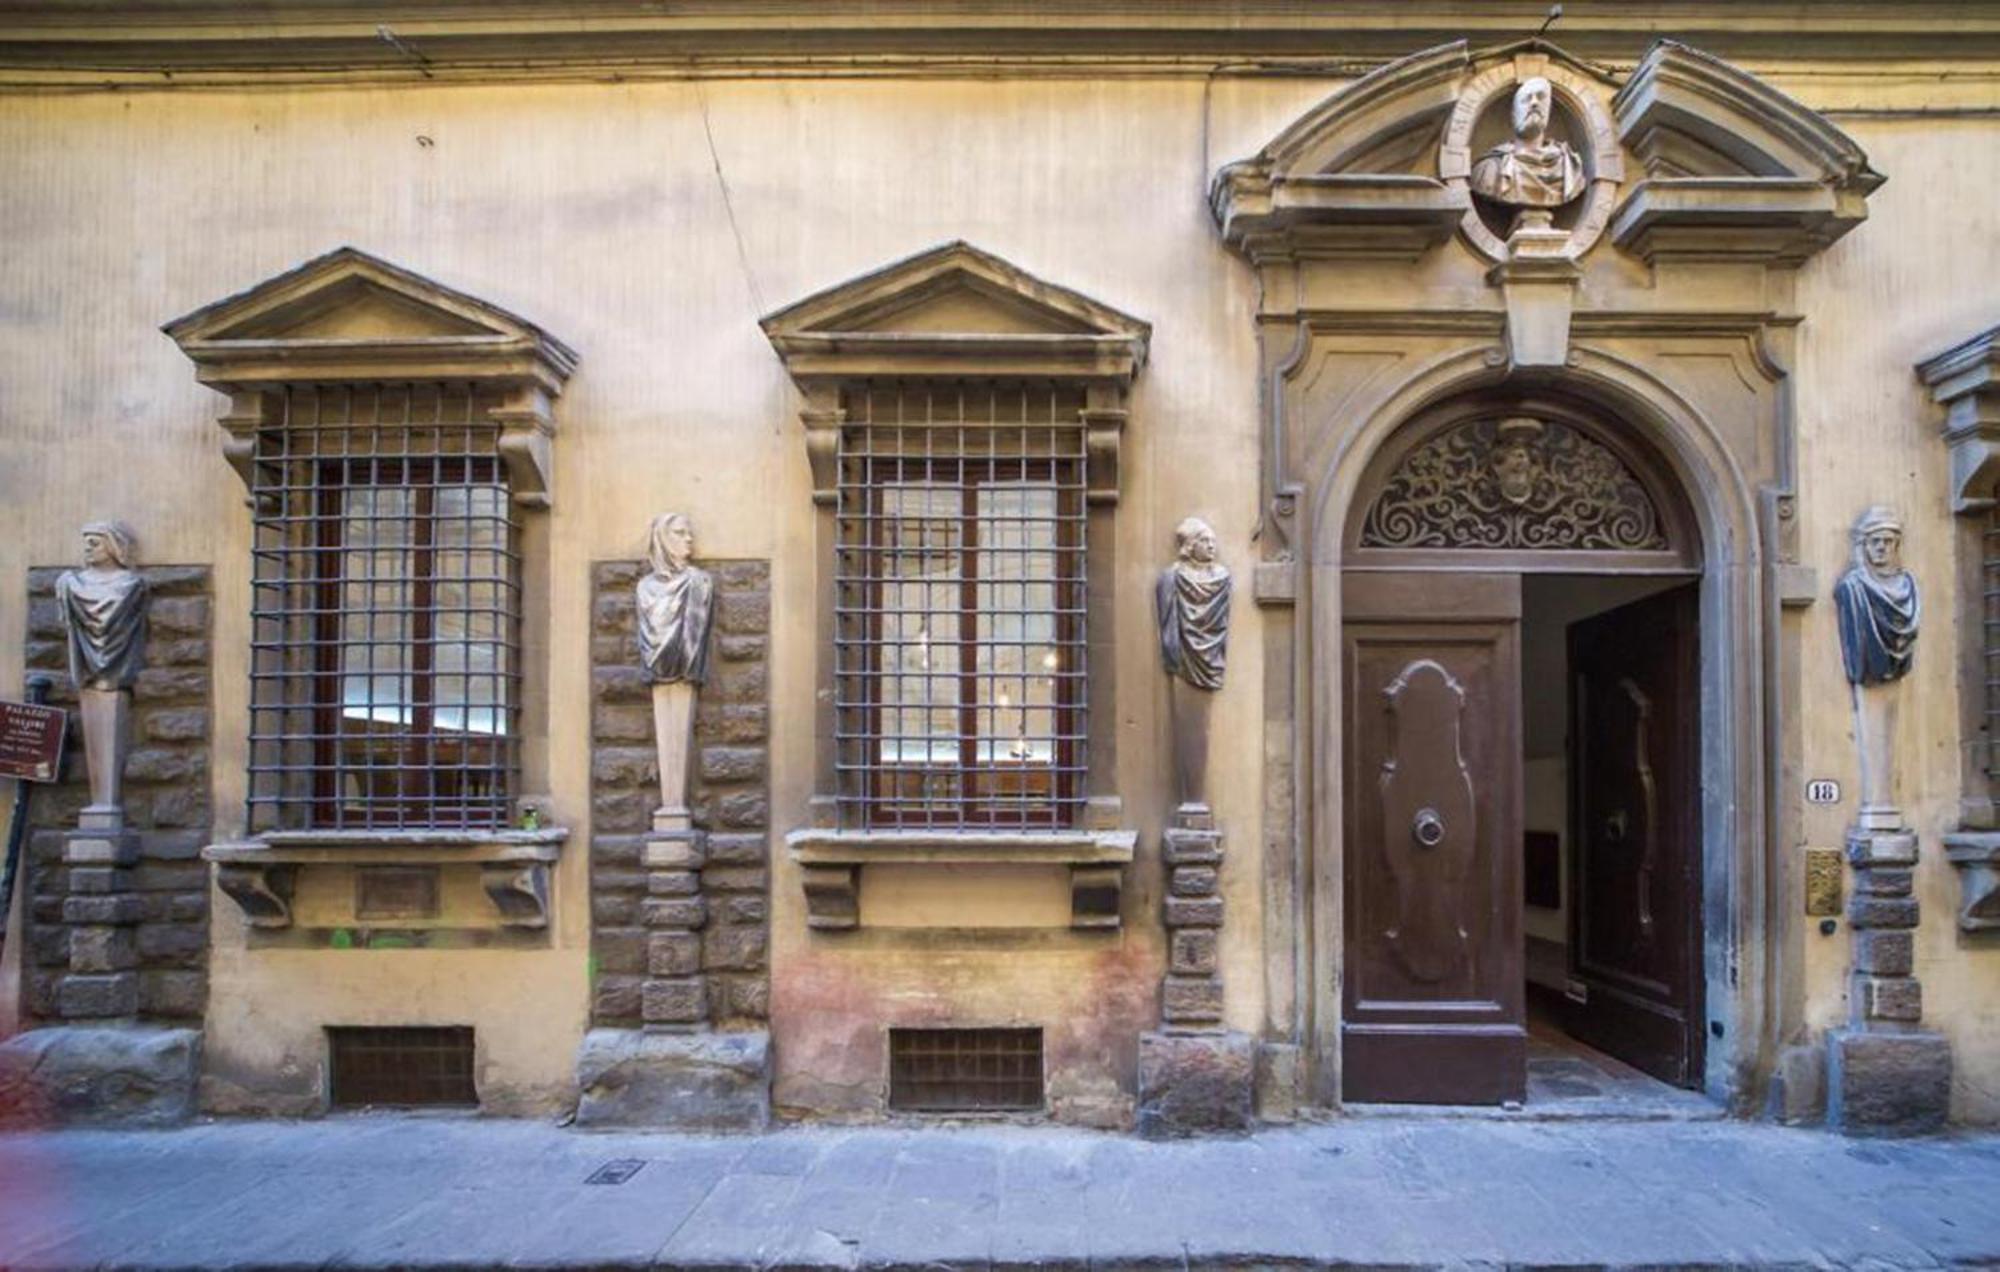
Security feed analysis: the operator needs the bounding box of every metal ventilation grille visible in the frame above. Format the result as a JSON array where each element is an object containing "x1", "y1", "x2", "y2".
[
  {"x1": 888, "y1": 1027, "x2": 1045, "y2": 1112},
  {"x1": 247, "y1": 384, "x2": 521, "y2": 831},
  {"x1": 834, "y1": 383, "x2": 1087, "y2": 830},
  {"x1": 327, "y1": 1026, "x2": 477, "y2": 1108}
]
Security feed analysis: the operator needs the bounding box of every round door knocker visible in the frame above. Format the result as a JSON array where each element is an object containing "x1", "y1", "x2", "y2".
[{"x1": 1412, "y1": 807, "x2": 1446, "y2": 848}]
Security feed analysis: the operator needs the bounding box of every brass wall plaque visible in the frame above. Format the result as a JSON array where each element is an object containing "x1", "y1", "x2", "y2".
[
  {"x1": 355, "y1": 866, "x2": 441, "y2": 921},
  {"x1": 1805, "y1": 847, "x2": 1843, "y2": 917}
]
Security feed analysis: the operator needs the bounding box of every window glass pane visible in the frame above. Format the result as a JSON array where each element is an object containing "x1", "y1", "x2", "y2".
[
  {"x1": 879, "y1": 485, "x2": 961, "y2": 769},
  {"x1": 339, "y1": 488, "x2": 414, "y2": 727},
  {"x1": 433, "y1": 485, "x2": 509, "y2": 736},
  {"x1": 975, "y1": 484, "x2": 1059, "y2": 821}
]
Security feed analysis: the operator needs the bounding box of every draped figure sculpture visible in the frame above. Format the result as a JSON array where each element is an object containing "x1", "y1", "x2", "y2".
[
  {"x1": 637, "y1": 513, "x2": 715, "y2": 830},
  {"x1": 1156, "y1": 517, "x2": 1231, "y2": 816},
  {"x1": 1833, "y1": 506, "x2": 1920, "y2": 830},
  {"x1": 56, "y1": 521, "x2": 149, "y2": 825},
  {"x1": 1469, "y1": 77, "x2": 1586, "y2": 218}
]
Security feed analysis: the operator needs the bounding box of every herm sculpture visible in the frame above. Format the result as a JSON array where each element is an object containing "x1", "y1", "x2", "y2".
[
  {"x1": 1833, "y1": 505, "x2": 1919, "y2": 830},
  {"x1": 637, "y1": 512, "x2": 715, "y2": 831},
  {"x1": 1156, "y1": 516, "x2": 1230, "y2": 816},
  {"x1": 55, "y1": 520, "x2": 148, "y2": 826}
]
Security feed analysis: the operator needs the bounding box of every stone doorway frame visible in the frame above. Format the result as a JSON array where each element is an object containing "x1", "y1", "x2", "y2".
[
  {"x1": 1290, "y1": 349, "x2": 1776, "y2": 1111},
  {"x1": 1333, "y1": 381, "x2": 1712, "y2": 1102}
]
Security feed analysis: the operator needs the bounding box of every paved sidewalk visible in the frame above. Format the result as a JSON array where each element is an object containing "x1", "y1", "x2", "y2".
[{"x1": 3, "y1": 1114, "x2": 1999, "y2": 1270}]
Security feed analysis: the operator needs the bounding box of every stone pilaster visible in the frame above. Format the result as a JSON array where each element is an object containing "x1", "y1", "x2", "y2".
[
  {"x1": 1, "y1": 565, "x2": 212, "y2": 1127},
  {"x1": 1826, "y1": 827, "x2": 1952, "y2": 1136},
  {"x1": 578, "y1": 559, "x2": 771, "y2": 1128}
]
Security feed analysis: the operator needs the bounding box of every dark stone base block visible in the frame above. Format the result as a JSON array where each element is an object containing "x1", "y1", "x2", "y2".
[
  {"x1": 574, "y1": 1027, "x2": 770, "y2": 1130},
  {"x1": 1136, "y1": 1029, "x2": 1254, "y2": 1139},
  {"x1": 1827, "y1": 1027, "x2": 1951, "y2": 1137},
  {"x1": 0, "y1": 1025, "x2": 200, "y2": 1127}
]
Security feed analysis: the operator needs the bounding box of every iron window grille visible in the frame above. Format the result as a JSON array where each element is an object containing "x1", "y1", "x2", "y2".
[
  {"x1": 247, "y1": 384, "x2": 522, "y2": 831},
  {"x1": 834, "y1": 382, "x2": 1088, "y2": 830},
  {"x1": 888, "y1": 1027, "x2": 1045, "y2": 1112},
  {"x1": 327, "y1": 1026, "x2": 478, "y2": 1108}
]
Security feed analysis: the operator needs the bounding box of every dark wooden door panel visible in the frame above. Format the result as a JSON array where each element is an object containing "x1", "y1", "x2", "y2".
[
  {"x1": 1342, "y1": 573, "x2": 1524, "y2": 1105},
  {"x1": 1567, "y1": 583, "x2": 1702, "y2": 1087}
]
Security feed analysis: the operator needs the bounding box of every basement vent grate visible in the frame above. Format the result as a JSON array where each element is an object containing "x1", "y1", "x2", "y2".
[
  {"x1": 888, "y1": 1026, "x2": 1044, "y2": 1112},
  {"x1": 327, "y1": 1026, "x2": 477, "y2": 1108}
]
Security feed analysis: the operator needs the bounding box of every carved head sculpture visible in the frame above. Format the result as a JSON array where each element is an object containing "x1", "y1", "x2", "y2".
[
  {"x1": 647, "y1": 512, "x2": 696, "y2": 575},
  {"x1": 1174, "y1": 516, "x2": 1219, "y2": 567},
  {"x1": 1512, "y1": 77, "x2": 1554, "y2": 143},
  {"x1": 79, "y1": 520, "x2": 136, "y2": 572},
  {"x1": 1489, "y1": 418, "x2": 1546, "y2": 506},
  {"x1": 1851, "y1": 505, "x2": 1905, "y2": 580}
]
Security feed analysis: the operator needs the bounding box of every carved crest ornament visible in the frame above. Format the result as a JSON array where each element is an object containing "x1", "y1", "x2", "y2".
[{"x1": 1359, "y1": 417, "x2": 1669, "y2": 552}]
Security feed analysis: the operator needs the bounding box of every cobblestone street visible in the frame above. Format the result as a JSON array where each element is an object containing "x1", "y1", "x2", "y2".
[{"x1": 3, "y1": 1114, "x2": 1999, "y2": 1269}]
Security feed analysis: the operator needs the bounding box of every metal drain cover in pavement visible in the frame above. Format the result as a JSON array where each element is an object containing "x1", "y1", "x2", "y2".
[{"x1": 585, "y1": 1159, "x2": 647, "y2": 1185}]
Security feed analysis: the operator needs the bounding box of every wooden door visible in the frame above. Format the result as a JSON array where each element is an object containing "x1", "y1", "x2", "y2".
[
  {"x1": 1566, "y1": 583, "x2": 1702, "y2": 1087},
  {"x1": 1342, "y1": 572, "x2": 1525, "y2": 1104}
]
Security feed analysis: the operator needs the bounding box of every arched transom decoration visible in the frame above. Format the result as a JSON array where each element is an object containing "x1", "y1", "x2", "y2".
[{"x1": 1360, "y1": 416, "x2": 1669, "y2": 553}]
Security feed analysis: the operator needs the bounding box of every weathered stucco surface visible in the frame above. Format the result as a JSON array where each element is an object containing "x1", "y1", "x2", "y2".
[{"x1": 0, "y1": 61, "x2": 1993, "y2": 1120}]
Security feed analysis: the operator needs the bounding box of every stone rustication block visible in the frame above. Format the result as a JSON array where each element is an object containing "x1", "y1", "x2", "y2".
[
  {"x1": 0, "y1": 1025, "x2": 202, "y2": 1128},
  {"x1": 574, "y1": 1028, "x2": 771, "y2": 1130},
  {"x1": 588, "y1": 559, "x2": 769, "y2": 1030},
  {"x1": 1136, "y1": 1030, "x2": 1254, "y2": 1139},
  {"x1": 1827, "y1": 1028, "x2": 1951, "y2": 1137}
]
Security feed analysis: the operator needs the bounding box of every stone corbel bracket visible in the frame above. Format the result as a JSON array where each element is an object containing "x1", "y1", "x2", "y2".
[
  {"x1": 1918, "y1": 326, "x2": 2000, "y2": 514},
  {"x1": 1944, "y1": 833, "x2": 2000, "y2": 933},
  {"x1": 162, "y1": 246, "x2": 578, "y2": 508},
  {"x1": 786, "y1": 829, "x2": 1138, "y2": 931},
  {"x1": 214, "y1": 862, "x2": 298, "y2": 929},
  {"x1": 203, "y1": 829, "x2": 569, "y2": 931}
]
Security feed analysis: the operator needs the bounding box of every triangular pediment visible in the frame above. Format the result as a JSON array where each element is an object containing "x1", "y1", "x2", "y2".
[
  {"x1": 163, "y1": 245, "x2": 576, "y2": 393},
  {"x1": 762, "y1": 242, "x2": 1149, "y2": 384},
  {"x1": 165, "y1": 246, "x2": 565, "y2": 349},
  {"x1": 763, "y1": 241, "x2": 1146, "y2": 343}
]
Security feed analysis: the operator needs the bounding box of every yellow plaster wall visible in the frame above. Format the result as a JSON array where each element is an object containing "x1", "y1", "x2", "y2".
[
  {"x1": 0, "y1": 75, "x2": 1267, "y2": 1116},
  {"x1": 1794, "y1": 117, "x2": 2000, "y2": 1124},
  {"x1": 0, "y1": 64, "x2": 1995, "y2": 1121}
]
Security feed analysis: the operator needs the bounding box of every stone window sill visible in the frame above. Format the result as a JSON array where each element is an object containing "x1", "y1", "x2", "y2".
[
  {"x1": 203, "y1": 828, "x2": 569, "y2": 931},
  {"x1": 783, "y1": 828, "x2": 1134, "y2": 931}
]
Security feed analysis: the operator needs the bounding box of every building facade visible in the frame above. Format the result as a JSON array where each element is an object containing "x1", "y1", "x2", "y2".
[{"x1": 1, "y1": 2, "x2": 1998, "y2": 1135}]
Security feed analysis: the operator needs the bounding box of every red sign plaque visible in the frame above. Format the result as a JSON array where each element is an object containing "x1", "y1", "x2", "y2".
[{"x1": 0, "y1": 700, "x2": 67, "y2": 783}]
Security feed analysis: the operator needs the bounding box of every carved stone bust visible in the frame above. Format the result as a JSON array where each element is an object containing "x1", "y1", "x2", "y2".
[
  {"x1": 1469, "y1": 77, "x2": 1586, "y2": 210},
  {"x1": 1834, "y1": 505, "x2": 1919, "y2": 686},
  {"x1": 56, "y1": 520, "x2": 148, "y2": 692},
  {"x1": 636, "y1": 512, "x2": 715, "y2": 687},
  {"x1": 1156, "y1": 516, "x2": 1231, "y2": 691}
]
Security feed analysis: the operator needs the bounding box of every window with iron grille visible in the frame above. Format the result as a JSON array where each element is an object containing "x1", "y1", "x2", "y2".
[
  {"x1": 247, "y1": 384, "x2": 521, "y2": 831},
  {"x1": 834, "y1": 383, "x2": 1087, "y2": 830}
]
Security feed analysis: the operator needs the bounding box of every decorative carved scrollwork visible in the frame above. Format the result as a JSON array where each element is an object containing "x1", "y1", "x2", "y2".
[{"x1": 1360, "y1": 417, "x2": 1669, "y2": 552}]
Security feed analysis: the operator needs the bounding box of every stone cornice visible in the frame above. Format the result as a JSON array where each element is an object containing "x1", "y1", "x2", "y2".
[{"x1": 6, "y1": 2, "x2": 2000, "y2": 83}]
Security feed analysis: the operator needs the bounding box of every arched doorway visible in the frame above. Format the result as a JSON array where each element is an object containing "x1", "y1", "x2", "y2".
[{"x1": 1338, "y1": 389, "x2": 1705, "y2": 1105}]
